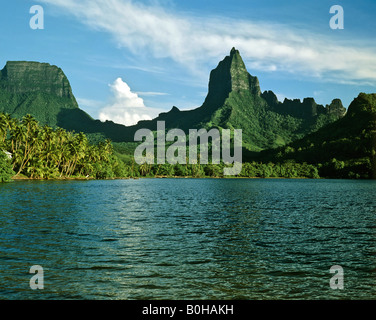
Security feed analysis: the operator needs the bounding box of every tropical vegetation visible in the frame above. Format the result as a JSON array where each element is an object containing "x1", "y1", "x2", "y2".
[
  {"x1": 0, "y1": 112, "x2": 323, "y2": 181},
  {"x1": 0, "y1": 113, "x2": 125, "y2": 180}
]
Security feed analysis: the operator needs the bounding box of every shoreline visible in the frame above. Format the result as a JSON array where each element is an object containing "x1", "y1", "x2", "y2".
[
  {"x1": 11, "y1": 175, "x2": 96, "y2": 181},
  {"x1": 8, "y1": 174, "x2": 359, "y2": 182}
]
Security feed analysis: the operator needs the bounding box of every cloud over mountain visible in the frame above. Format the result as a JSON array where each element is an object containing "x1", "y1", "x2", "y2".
[{"x1": 99, "y1": 78, "x2": 159, "y2": 126}]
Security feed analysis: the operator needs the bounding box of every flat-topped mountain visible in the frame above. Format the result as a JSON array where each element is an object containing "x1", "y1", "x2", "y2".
[
  {"x1": 1, "y1": 61, "x2": 74, "y2": 98},
  {"x1": 0, "y1": 61, "x2": 93, "y2": 128}
]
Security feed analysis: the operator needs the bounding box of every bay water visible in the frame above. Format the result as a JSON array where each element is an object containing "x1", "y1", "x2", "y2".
[{"x1": 0, "y1": 178, "x2": 375, "y2": 299}]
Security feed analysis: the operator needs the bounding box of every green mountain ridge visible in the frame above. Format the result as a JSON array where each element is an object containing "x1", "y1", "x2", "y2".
[{"x1": 258, "y1": 92, "x2": 376, "y2": 178}]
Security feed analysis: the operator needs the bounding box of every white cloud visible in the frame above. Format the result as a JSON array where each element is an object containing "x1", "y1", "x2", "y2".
[
  {"x1": 39, "y1": 0, "x2": 376, "y2": 84},
  {"x1": 98, "y1": 78, "x2": 161, "y2": 126}
]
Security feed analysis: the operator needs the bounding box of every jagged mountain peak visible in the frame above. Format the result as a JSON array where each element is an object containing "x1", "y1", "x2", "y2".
[
  {"x1": 230, "y1": 47, "x2": 238, "y2": 55},
  {"x1": 229, "y1": 48, "x2": 260, "y2": 95},
  {"x1": 202, "y1": 48, "x2": 261, "y2": 112}
]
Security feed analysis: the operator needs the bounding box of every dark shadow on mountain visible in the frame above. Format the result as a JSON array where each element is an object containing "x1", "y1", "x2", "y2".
[{"x1": 57, "y1": 108, "x2": 134, "y2": 142}]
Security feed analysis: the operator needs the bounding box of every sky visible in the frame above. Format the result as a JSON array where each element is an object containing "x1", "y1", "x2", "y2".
[{"x1": 1, "y1": 0, "x2": 376, "y2": 126}]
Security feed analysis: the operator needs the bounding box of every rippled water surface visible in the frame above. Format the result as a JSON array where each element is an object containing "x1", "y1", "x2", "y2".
[{"x1": 0, "y1": 178, "x2": 375, "y2": 299}]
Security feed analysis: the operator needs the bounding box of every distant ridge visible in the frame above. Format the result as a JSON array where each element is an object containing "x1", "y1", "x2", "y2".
[{"x1": 258, "y1": 92, "x2": 376, "y2": 178}]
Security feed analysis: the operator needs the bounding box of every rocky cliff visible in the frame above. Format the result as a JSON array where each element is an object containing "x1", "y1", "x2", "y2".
[
  {"x1": 0, "y1": 61, "x2": 75, "y2": 100},
  {"x1": 202, "y1": 47, "x2": 261, "y2": 112}
]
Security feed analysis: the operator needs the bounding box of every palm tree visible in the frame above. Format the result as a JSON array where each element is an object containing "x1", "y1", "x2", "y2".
[
  {"x1": 67, "y1": 132, "x2": 87, "y2": 177},
  {"x1": 54, "y1": 127, "x2": 67, "y2": 173},
  {"x1": 12, "y1": 123, "x2": 26, "y2": 171},
  {"x1": 39, "y1": 125, "x2": 56, "y2": 167},
  {"x1": 15, "y1": 115, "x2": 40, "y2": 176},
  {"x1": 0, "y1": 113, "x2": 119, "y2": 179},
  {"x1": 22, "y1": 114, "x2": 38, "y2": 136},
  {"x1": 0, "y1": 114, "x2": 8, "y2": 143},
  {"x1": 8, "y1": 117, "x2": 19, "y2": 154}
]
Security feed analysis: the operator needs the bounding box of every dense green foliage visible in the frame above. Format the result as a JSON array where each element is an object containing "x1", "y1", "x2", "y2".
[
  {"x1": 116, "y1": 160, "x2": 319, "y2": 179},
  {"x1": 112, "y1": 136, "x2": 320, "y2": 179},
  {"x1": 0, "y1": 150, "x2": 14, "y2": 182},
  {"x1": 239, "y1": 161, "x2": 319, "y2": 178},
  {"x1": 0, "y1": 113, "x2": 125, "y2": 179},
  {"x1": 0, "y1": 112, "x2": 322, "y2": 181}
]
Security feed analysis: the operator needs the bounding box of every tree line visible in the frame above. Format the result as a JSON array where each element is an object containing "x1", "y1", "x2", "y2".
[
  {"x1": 125, "y1": 160, "x2": 319, "y2": 179},
  {"x1": 0, "y1": 113, "x2": 321, "y2": 182}
]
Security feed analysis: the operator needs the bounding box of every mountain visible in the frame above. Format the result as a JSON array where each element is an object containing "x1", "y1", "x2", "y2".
[
  {"x1": 0, "y1": 49, "x2": 345, "y2": 151},
  {"x1": 127, "y1": 48, "x2": 345, "y2": 151},
  {"x1": 0, "y1": 61, "x2": 135, "y2": 141},
  {"x1": 258, "y1": 93, "x2": 376, "y2": 178},
  {"x1": 0, "y1": 61, "x2": 81, "y2": 124},
  {"x1": 0, "y1": 60, "x2": 115, "y2": 139}
]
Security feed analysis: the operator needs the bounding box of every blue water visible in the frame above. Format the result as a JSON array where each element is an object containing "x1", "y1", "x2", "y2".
[{"x1": 0, "y1": 178, "x2": 375, "y2": 299}]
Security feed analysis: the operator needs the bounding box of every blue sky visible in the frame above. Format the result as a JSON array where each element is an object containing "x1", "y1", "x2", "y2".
[{"x1": 1, "y1": 0, "x2": 376, "y2": 125}]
